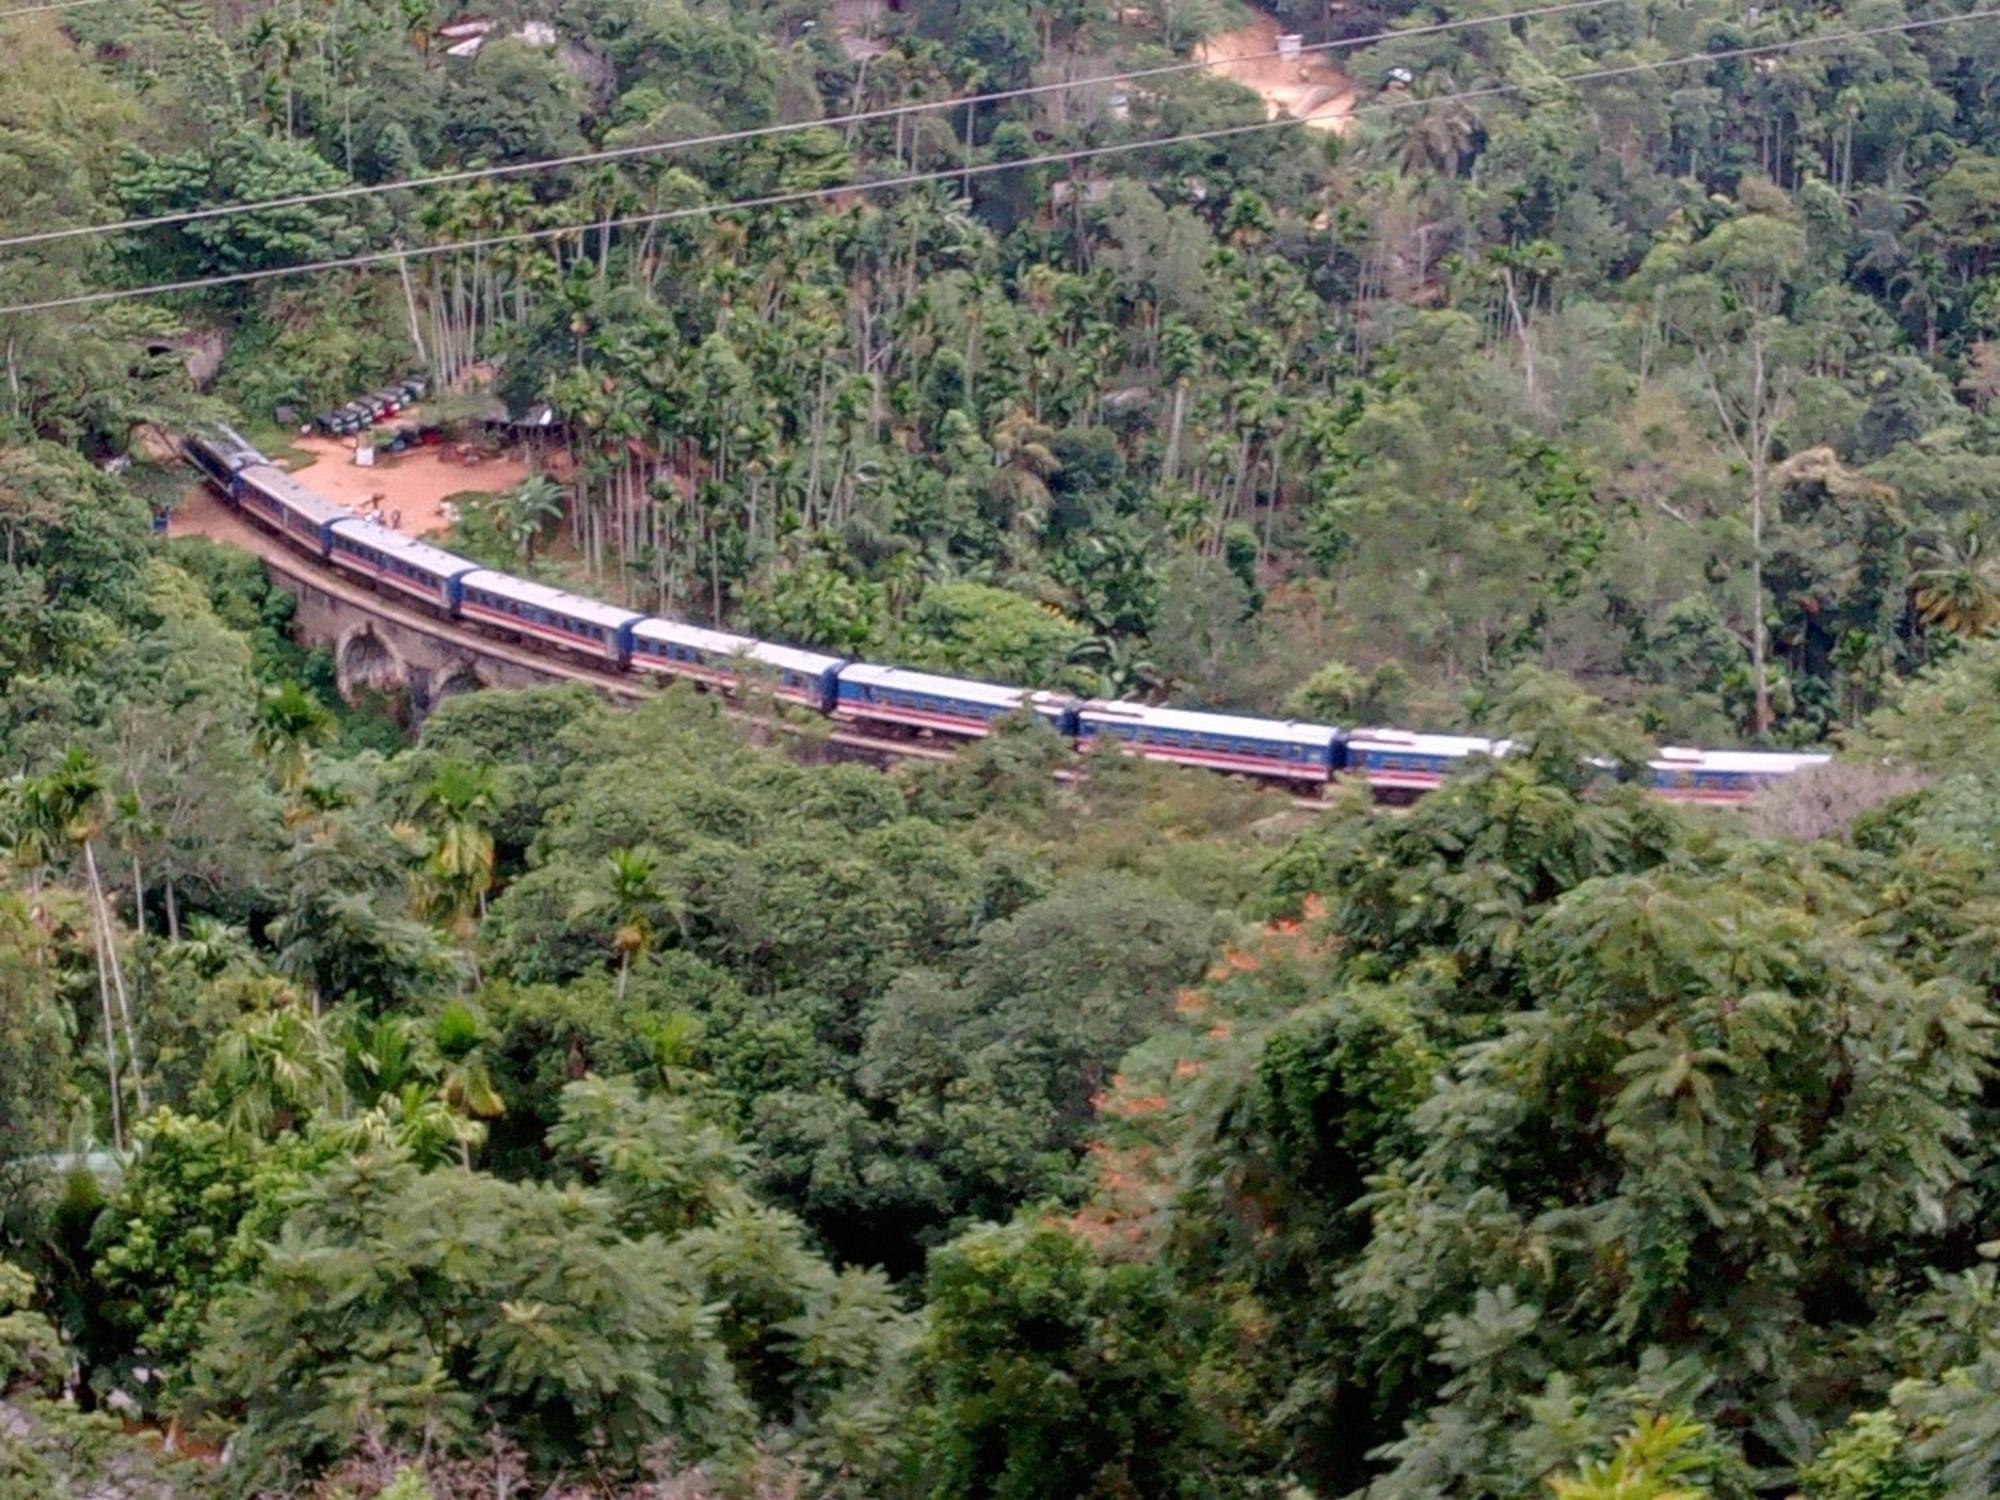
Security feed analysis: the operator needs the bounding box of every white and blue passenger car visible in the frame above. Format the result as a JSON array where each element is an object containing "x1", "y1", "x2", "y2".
[
  {"x1": 631, "y1": 619, "x2": 847, "y2": 711},
  {"x1": 1077, "y1": 704, "x2": 1344, "y2": 783},
  {"x1": 835, "y1": 664, "x2": 1075, "y2": 737},
  {"x1": 237, "y1": 464, "x2": 350, "y2": 553},
  {"x1": 328, "y1": 519, "x2": 477, "y2": 611},
  {"x1": 457, "y1": 571, "x2": 639, "y2": 665},
  {"x1": 1345, "y1": 729, "x2": 1504, "y2": 792},
  {"x1": 1647, "y1": 747, "x2": 1830, "y2": 804}
]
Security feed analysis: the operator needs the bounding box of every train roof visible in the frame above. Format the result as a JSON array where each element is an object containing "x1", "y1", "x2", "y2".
[
  {"x1": 1650, "y1": 746, "x2": 1832, "y2": 774},
  {"x1": 1348, "y1": 727, "x2": 1505, "y2": 758},
  {"x1": 459, "y1": 569, "x2": 643, "y2": 631},
  {"x1": 188, "y1": 423, "x2": 264, "y2": 465},
  {"x1": 635, "y1": 618, "x2": 844, "y2": 674},
  {"x1": 742, "y1": 640, "x2": 847, "y2": 676},
  {"x1": 1081, "y1": 701, "x2": 1343, "y2": 746},
  {"x1": 840, "y1": 662, "x2": 1047, "y2": 708},
  {"x1": 240, "y1": 463, "x2": 350, "y2": 527},
  {"x1": 632, "y1": 616, "x2": 763, "y2": 656},
  {"x1": 329, "y1": 518, "x2": 477, "y2": 577}
]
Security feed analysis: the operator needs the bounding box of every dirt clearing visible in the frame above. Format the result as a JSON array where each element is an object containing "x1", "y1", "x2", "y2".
[
  {"x1": 171, "y1": 412, "x2": 543, "y2": 541},
  {"x1": 1198, "y1": 8, "x2": 1353, "y2": 133},
  {"x1": 285, "y1": 430, "x2": 532, "y2": 538}
]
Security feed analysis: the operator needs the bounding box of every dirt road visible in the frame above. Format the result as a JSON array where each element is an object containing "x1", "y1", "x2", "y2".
[{"x1": 1197, "y1": 8, "x2": 1353, "y2": 133}]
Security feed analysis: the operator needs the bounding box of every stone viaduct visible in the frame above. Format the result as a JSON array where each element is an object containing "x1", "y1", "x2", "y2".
[{"x1": 253, "y1": 544, "x2": 644, "y2": 717}]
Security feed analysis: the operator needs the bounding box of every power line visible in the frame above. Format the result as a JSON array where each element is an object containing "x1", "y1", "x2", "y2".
[
  {"x1": 0, "y1": 0, "x2": 1626, "y2": 250},
  {"x1": 2, "y1": 7, "x2": 1993, "y2": 318},
  {"x1": 0, "y1": 0, "x2": 126, "y2": 17}
]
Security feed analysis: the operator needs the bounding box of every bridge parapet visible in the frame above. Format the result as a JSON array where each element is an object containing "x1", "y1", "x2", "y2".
[{"x1": 263, "y1": 552, "x2": 631, "y2": 715}]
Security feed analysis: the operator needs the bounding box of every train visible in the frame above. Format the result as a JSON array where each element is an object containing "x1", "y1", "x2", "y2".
[{"x1": 181, "y1": 424, "x2": 1831, "y2": 805}]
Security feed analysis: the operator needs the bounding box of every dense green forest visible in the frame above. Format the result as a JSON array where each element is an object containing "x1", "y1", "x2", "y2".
[{"x1": 3, "y1": 0, "x2": 2000, "y2": 1495}]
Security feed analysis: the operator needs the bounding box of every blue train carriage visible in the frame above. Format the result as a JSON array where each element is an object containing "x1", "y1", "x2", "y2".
[
  {"x1": 237, "y1": 463, "x2": 351, "y2": 556},
  {"x1": 630, "y1": 617, "x2": 766, "y2": 690},
  {"x1": 181, "y1": 423, "x2": 265, "y2": 496},
  {"x1": 833, "y1": 664, "x2": 1074, "y2": 738},
  {"x1": 457, "y1": 570, "x2": 639, "y2": 666},
  {"x1": 327, "y1": 518, "x2": 477, "y2": 612},
  {"x1": 629, "y1": 620, "x2": 848, "y2": 711},
  {"x1": 1076, "y1": 703, "x2": 1344, "y2": 784},
  {"x1": 1345, "y1": 728, "x2": 1503, "y2": 794},
  {"x1": 740, "y1": 641, "x2": 850, "y2": 713},
  {"x1": 1647, "y1": 746, "x2": 1830, "y2": 804}
]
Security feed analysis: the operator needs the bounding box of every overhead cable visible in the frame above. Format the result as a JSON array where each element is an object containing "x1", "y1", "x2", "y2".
[
  {"x1": 0, "y1": 0, "x2": 127, "y2": 18},
  {"x1": 1, "y1": 7, "x2": 1993, "y2": 317},
  {"x1": 0, "y1": 0, "x2": 1626, "y2": 249}
]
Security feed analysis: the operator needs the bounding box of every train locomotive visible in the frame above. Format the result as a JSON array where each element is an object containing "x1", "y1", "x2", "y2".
[{"x1": 181, "y1": 425, "x2": 1830, "y2": 804}]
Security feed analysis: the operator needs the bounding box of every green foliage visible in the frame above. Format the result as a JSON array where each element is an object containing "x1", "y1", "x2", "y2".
[
  {"x1": 16, "y1": 0, "x2": 2000, "y2": 1490},
  {"x1": 1547, "y1": 1413, "x2": 1720, "y2": 1500},
  {"x1": 0, "y1": 1256, "x2": 60, "y2": 1391},
  {"x1": 0, "y1": 891, "x2": 71, "y2": 1164},
  {"x1": 918, "y1": 1222, "x2": 1211, "y2": 1500},
  {"x1": 112, "y1": 126, "x2": 374, "y2": 281},
  {"x1": 200, "y1": 1079, "x2": 911, "y2": 1489},
  {"x1": 896, "y1": 580, "x2": 1090, "y2": 688},
  {"x1": 199, "y1": 1147, "x2": 753, "y2": 1483},
  {"x1": 1800, "y1": 1410, "x2": 1945, "y2": 1500},
  {"x1": 1284, "y1": 658, "x2": 1411, "y2": 726},
  {"x1": 0, "y1": 444, "x2": 153, "y2": 733},
  {"x1": 89, "y1": 1109, "x2": 306, "y2": 1392}
]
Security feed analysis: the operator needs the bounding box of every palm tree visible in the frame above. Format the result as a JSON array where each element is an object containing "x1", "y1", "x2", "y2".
[
  {"x1": 1912, "y1": 529, "x2": 2000, "y2": 638},
  {"x1": 571, "y1": 846, "x2": 679, "y2": 1001},
  {"x1": 204, "y1": 1003, "x2": 345, "y2": 1137},
  {"x1": 431, "y1": 999, "x2": 505, "y2": 1163},
  {"x1": 990, "y1": 407, "x2": 1062, "y2": 567},
  {"x1": 1368, "y1": 74, "x2": 1479, "y2": 180},
  {"x1": 1894, "y1": 249, "x2": 1951, "y2": 357},
  {"x1": 1068, "y1": 634, "x2": 1163, "y2": 701},
  {"x1": 497, "y1": 474, "x2": 566, "y2": 562},
  {"x1": 342, "y1": 1007, "x2": 501, "y2": 1167},
  {"x1": 0, "y1": 772, "x2": 60, "y2": 897},
  {"x1": 254, "y1": 682, "x2": 334, "y2": 799},
  {"x1": 409, "y1": 759, "x2": 501, "y2": 939},
  {"x1": 45, "y1": 748, "x2": 146, "y2": 1141}
]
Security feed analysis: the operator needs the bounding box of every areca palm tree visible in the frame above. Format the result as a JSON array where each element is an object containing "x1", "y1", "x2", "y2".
[
  {"x1": 343, "y1": 1007, "x2": 501, "y2": 1166},
  {"x1": 432, "y1": 999, "x2": 505, "y2": 1135},
  {"x1": 409, "y1": 759, "x2": 501, "y2": 938},
  {"x1": 169, "y1": 916, "x2": 252, "y2": 982},
  {"x1": 205, "y1": 1003, "x2": 345, "y2": 1137},
  {"x1": 1912, "y1": 529, "x2": 2000, "y2": 637},
  {"x1": 44, "y1": 748, "x2": 146, "y2": 1142},
  {"x1": 1068, "y1": 634, "x2": 1163, "y2": 701},
  {"x1": 1894, "y1": 249, "x2": 1951, "y2": 357},
  {"x1": 990, "y1": 407, "x2": 1062, "y2": 563},
  {"x1": 571, "y1": 846, "x2": 680, "y2": 1001},
  {"x1": 1369, "y1": 74, "x2": 1480, "y2": 180},
  {"x1": 254, "y1": 682, "x2": 334, "y2": 799}
]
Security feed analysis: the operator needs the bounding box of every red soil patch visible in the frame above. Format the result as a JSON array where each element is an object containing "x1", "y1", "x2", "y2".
[{"x1": 288, "y1": 426, "x2": 534, "y2": 538}]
